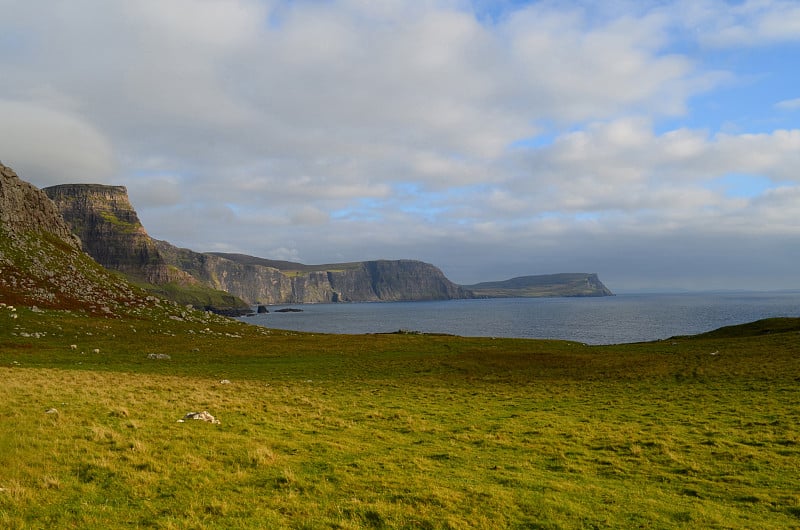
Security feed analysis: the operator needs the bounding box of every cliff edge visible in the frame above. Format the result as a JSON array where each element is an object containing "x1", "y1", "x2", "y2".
[
  {"x1": 45, "y1": 184, "x2": 472, "y2": 305},
  {"x1": 208, "y1": 253, "x2": 473, "y2": 304},
  {"x1": 44, "y1": 184, "x2": 250, "y2": 312},
  {"x1": 44, "y1": 184, "x2": 176, "y2": 283}
]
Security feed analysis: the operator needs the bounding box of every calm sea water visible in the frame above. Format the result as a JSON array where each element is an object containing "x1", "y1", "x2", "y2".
[{"x1": 239, "y1": 292, "x2": 800, "y2": 345}]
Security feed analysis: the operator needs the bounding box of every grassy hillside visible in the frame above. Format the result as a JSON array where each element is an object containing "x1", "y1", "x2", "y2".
[
  {"x1": 128, "y1": 275, "x2": 252, "y2": 315},
  {"x1": 1, "y1": 301, "x2": 799, "y2": 528}
]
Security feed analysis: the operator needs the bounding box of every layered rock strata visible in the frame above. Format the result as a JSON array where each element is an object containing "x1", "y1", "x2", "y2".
[{"x1": 44, "y1": 184, "x2": 193, "y2": 286}]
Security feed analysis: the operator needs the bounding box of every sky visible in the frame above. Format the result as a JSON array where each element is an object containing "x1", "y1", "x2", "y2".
[{"x1": 1, "y1": 0, "x2": 799, "y2": 292}]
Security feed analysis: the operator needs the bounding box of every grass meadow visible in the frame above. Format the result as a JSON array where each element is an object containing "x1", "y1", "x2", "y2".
[{"x1": 1, "y1": 305, "x2": 799, "y2": 528}]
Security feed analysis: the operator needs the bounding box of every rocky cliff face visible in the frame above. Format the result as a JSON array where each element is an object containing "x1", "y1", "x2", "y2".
[
  {"x1": 324, "y1": 259, "x2": 470, "y2": 302},
  {"x1": 44, "y1": 184, "x2": 193, "y2": 286},
  {"x1": 0, "y1": 162, "x2": 149, "y2": 313},
  {"x1": 1, "y1": 163, "x2": 81, "y2": 249},
  {"x1": 45, "y1": 183, "x2": 472, "y2": 305},
  {"x1": 209, "y1": 253, "x2": 473, "y2": 304},
  {"x1": 152, "y1": 241, "x2": 293, "y2": 304}
]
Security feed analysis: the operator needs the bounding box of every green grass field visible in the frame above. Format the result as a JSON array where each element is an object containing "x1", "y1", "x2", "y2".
[{"x1": 1, "y1": 305, "x2": 799, "y2": 528}]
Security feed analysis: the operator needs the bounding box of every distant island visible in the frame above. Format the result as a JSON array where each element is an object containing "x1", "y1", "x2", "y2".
[{"x1": 463, "y1": 273, "x2": 613, "y2": 298}]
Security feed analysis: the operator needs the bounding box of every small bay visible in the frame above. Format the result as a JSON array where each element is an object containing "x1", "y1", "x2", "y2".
[{"x1": 240, "y1": 291, "x2": 800, "y2": 345}]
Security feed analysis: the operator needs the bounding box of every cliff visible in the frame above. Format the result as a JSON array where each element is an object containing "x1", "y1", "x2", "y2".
[
  {"x1": 463, "y1": 273, "x2": 613, "y2": 298},
  {"x1": 44, "y1": 184, "x2": 250, "y2": 312},
  {"x1": 45, "y1": 183, "x2": 472, "y2": 305},
  {"x1": 208, "y1": 253, "x2": 473, "y2": 303},
  {"x1": 44, "y1": 184, "x2": 181, "y2": 284},
  {"x1": 0, "y1": 162, "x2": 148, "y2": 314}
]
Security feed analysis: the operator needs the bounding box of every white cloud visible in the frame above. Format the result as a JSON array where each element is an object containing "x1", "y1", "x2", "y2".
[
  {"x1": 0, "y1": 100, "x2": 115, "y2": 184},
  {"x1": 750, "y1": 186, "x2": 800, "y2": 232},
  {"x1": 266, "y1": 247, "x2": 302, "y2": 263},
  {"x1": 123, "y1": 0, "x2": 266, "y2": 50},
  {"x1": 683, "y1": 0, "x2": 800, "y2": 48},
  {"x1": 776, "y1": 97, "x2": 800, "y2": 111},
  {"x1": 127, "y1": 174, "x2": 184, "y2": 207},
  {"x1": 1, "y1": 0, "x2": 799, "y2": 289},
  {"x1": 290, "y1": 205, "x2": 330, "y2": 226}
]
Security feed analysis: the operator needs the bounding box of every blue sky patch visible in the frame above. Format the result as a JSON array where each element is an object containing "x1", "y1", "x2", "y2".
[{"x1": 710, "y1": 173, "x2": 775, "y2": 199}]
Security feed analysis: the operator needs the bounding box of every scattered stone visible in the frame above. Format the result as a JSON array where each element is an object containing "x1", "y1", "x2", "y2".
[{"x1": 179, "y1": 411, "x2": 220, "y2": 424}]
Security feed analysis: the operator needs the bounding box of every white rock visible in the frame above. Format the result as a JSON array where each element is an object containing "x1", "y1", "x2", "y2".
[{"x1": 182, "y1": 411, "x2": 220, "y2": 424}]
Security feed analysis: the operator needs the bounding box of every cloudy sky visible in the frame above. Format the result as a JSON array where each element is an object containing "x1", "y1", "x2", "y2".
[{"x1": 2, "y1": 0, "x2": 799, "y2": 292}]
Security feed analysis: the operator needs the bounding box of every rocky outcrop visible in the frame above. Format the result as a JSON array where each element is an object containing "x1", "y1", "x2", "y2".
[
  {"x1": 0, "y1": 163, "x2": 81, "y2": 249},
  {"x1": 463, "y1": 273, "x2": 613, "y2": 298},
  {"x1": 0, "y1": 162, "x2": 150, "y2": 313}
]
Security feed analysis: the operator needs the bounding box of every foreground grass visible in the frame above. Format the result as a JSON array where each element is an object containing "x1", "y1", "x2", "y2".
[{"x1": 1, "y1": 307, "x2": 800, "y2": 528}]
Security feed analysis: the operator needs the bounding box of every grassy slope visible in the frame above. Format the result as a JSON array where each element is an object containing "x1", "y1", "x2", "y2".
[
  {"x1": 137, "y1": 278, "x2": 252, "y2": 313},
  {"x1": 1, "y1": 302, "x2": 799, "y2": 528}
]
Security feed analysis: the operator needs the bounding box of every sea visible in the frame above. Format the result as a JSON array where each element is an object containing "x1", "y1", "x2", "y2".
[{"x1": 238, "y1": 291, "x2": 800, "y2": 345}]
